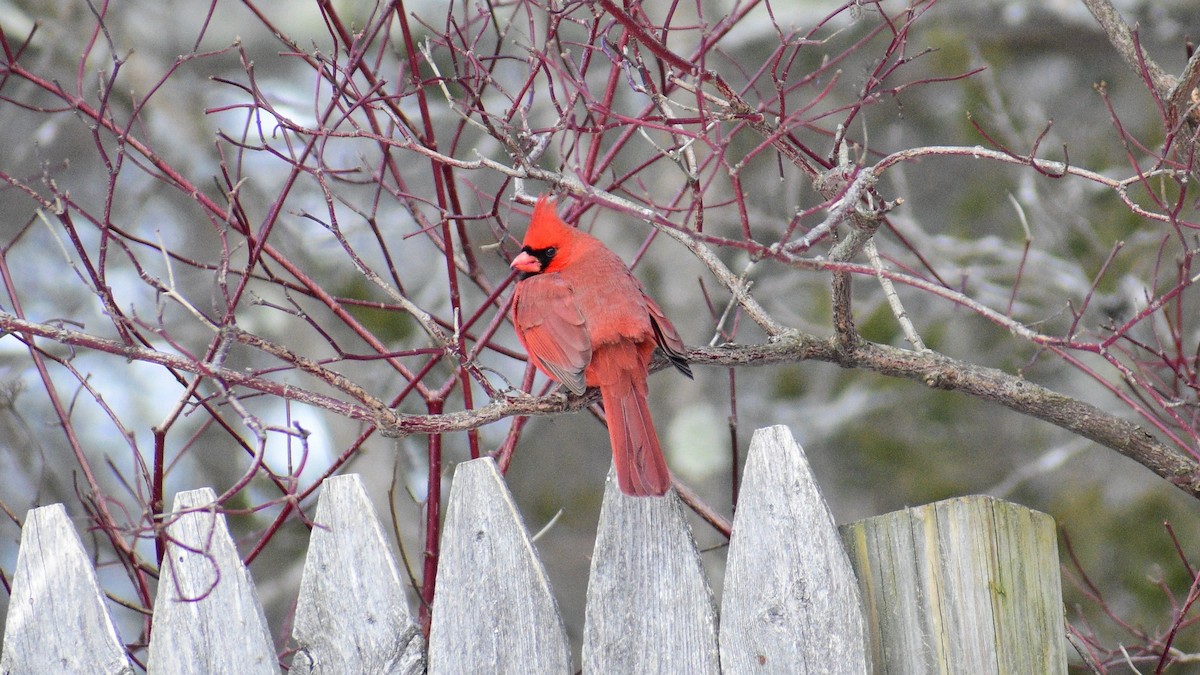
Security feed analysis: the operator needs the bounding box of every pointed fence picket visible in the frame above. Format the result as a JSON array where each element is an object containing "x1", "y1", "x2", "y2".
[
  {"x1": 721, "y1": 425, "x2": 868, "y2": 671},
  {"x1": 428, "y1": 457, "x2": 570, "y2": 673},
  {"x1": 0, "y1": 504, "x2": 133, "y2": 675},
  {"x1": 292, "y1": 475, "x2": 424, "y2": 674},
  {"x1": 0, "y1": 426, "x2": 1067, "y2": 673},
  {"x1": 583, "y1": 471, "x2": 720, "y2": 673}
]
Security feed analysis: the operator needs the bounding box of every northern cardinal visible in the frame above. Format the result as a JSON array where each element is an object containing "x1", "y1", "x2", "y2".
[{"x1": 510, "y1": 196, "x2": 692, "y2": 496}]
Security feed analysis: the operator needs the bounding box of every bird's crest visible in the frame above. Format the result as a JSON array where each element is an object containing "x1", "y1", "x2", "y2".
[{"x1": 521, "y1": 195, "x2": 573, "y2": 249}]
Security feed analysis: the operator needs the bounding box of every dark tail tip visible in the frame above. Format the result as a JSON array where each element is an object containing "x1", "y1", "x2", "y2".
[{"x1": 669, "y1": 352, "x2": 693, "y2": 379}]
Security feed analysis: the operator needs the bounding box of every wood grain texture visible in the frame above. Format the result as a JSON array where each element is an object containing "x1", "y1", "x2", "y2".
[
  {"x1": 582, "y1": 467, "x2": 719, "y2": 674},
  {"x1": 147, "y1": 488, "x2": 278, "y2": 674},
  {"x1": 290, "y1": 474, "x2": 424, "y2": 674},
  {"x1": 0, "y1": 504, "x2": 134, "y2": 674},
  {"x1": 841, "y1": 495, "x2": 1066, "y2": 674},
  {"x1": 427, "y1": 458, "x2": 570, "y2": 674},
  {"x1": 720, "y1": 425, "x2": 869, "y2": 673}
]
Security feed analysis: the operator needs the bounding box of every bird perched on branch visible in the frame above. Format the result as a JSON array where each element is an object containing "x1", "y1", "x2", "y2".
[{"x1": 510, "y1": 196, "x2": 692, "y2": 496}]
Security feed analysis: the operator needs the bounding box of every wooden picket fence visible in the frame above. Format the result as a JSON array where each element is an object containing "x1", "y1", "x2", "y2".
[{"x1": 0, "y1": 425, "x2": 1067, "y2": 673}]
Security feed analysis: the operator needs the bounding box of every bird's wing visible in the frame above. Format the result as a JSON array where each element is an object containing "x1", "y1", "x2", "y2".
[
  {"x1": 512, "y1": 274, "x2": 591, "y2": 394},
  {"x1": 644, "y1": 294, "x2": 692, "y2": 379}
]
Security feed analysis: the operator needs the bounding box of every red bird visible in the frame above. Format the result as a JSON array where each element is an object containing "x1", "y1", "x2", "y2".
[{"x1": 510, "y1": 196, "x2": 692, "y2": 497}]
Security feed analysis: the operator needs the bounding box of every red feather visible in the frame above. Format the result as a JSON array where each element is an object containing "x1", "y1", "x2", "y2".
[{"x1": 510, "y1": 196, "x2": 691, "y2": 496}]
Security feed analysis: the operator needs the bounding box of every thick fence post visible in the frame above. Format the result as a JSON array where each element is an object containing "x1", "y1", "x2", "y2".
[
  {"x1": 427, "y1": 457, "x2": 571, "y2": 674},
  {"x1": 841, "y1": 495, "x2": 1067, "y2": 673},
  {"x1": 147, "y1": 488, "x2": 278, "y2": 674},
  {"x1": 582, "y1": 467, "x2": 720, "y2": 674},
  {"x1": 290, "y1": 474, "x2": 425, "y2": 674},
  {"x1": 0, "y1": 504, "x2": 133, "y2": 674},
  {"x1": 720, "y1": 425, "x2": 869, "y2": 673}
]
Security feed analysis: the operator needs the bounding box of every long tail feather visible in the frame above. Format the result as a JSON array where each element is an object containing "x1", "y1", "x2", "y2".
[{"x1": 600, "y1": 375, "x2": 670, "y2": 496}]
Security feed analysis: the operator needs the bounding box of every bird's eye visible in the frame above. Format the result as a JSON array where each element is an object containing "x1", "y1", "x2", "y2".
[{"x1": 544, "y1": 247, "x2": 557, "y2": 258}]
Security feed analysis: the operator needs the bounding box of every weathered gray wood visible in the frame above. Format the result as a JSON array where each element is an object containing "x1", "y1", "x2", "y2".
[
  {"x1": 720, "y1": 425, "x2": 869, "y2": 673},
  {"x1": 840, "y1": 495, "x2": 1066, "y2": 674},
  {"x1": 582, "y1": 467, "x2": 719, "y2": 674},
  {"x1": 147, "y1": 488, "x2": 278, "y2": 674},
  {"x1": 290, "y1": 474, "x2": 424, "y2": 674},
  {"x1": 0, "y1": 429, "x2": 1073, "y2": 673},
  {"x1": 0, "y1": 504, "x2": 134, "y2": 674},
  {"x1": 427, "y1": 458, "x2": 570, "y2": 674}
]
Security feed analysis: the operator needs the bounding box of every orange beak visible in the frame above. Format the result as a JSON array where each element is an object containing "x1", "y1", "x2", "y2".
[{"x1": 510, "y1": 250, "x2": 541, "y2": 274}]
